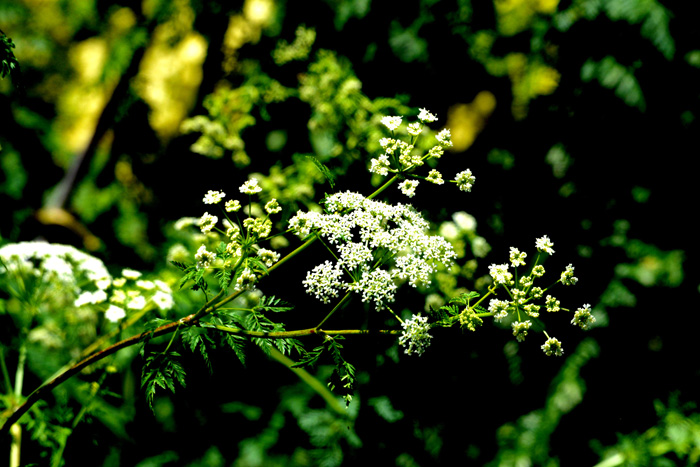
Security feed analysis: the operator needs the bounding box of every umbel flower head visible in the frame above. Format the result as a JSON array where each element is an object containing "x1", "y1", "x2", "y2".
[
  {"x1": 289, "y1": 191, "x2": 456, "y2": 310},
  {"x1": 399, "y1": 314, "x2": 433, "y2": 356},
  {"x1": 479, "y1": 236, "x2": 587, "y2": 355}
]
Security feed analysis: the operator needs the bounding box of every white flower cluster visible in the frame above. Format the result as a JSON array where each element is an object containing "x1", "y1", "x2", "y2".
[
  {"x1": 571, "y1": 304, "x2": 596, "y2": 330},
  {"x1": 0, "y1": 241, "x2": 110, "y2": 289},
  {"x1": 398, "y1": 314, "x2": 433, "y2": 356},
  {"x1": 483, "y1": 237, "x2": 588, "y2": 352},
  {"x1": 77, "y1": 268, "x2": 174, "y2": 322},
  {"x1": 290, "y1": 191, "x2": 456, "y2": 310},
  {"x1": 371, "y1": 108, "x2": 475, "y2": 199},
  {"x1": 192, "y1": 182, "x2": 282, "y2": 290},
  {"x1": 541, "y1": 336, "x2": 564, "y2": 356},
  {"x1": 0, "y1": 242, "x2": 174, "y2": 324}
]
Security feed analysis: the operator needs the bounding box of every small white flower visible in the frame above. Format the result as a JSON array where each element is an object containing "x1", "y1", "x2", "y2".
[
  {"x1": 519, "y1": 275, "x2": 533, "y2": 288},
  {"x1": 454, "y1": 169, "x2": 475, "y2": 192},
  {"x1": 203, "y1": 190, "x2": 226, "y2": 204},
  {"x1": 136, "y1": 280, "x2": 155, "y2": 290},
  {"x1": 509, "y1": 247, "x2": 527, "y2": 267},
  {"x1": 511, "y1": 320, "x2": 532, "y2": 342},
  {"x1": 152, "y1": 290, "x2": 174, "y2": 311},
  {"x1": 417, "y1": 108, "x2": 438, "y2": 123},
  {"x1": 541, "y1": 337, "x2": 564, "y2": 356},
  {"x1": 426, "y1": 169, "x2": 444, "y2": 185},
  {"x1": 399, "y1": 314, "x2": 433, "y2": 356},
  {"x1": 369, "y1": 155, "x2": 391, "y2": 176},
  {"x1": 195, "y1": 245, "x2": 216, "y2": 269},
  {"x1": 154, "y1": 280, "x2": 171, "y2": 293},
  {"x1": 407, "y1": 122, "x2": 423, "y2": 136},
  {"x1": 265, "y1": 199, "x2": 282, "y2": 214},
  {"x1": 428, "y1": 145, "x2": 444, "y2": 158},
  {"x1": 536, "y1": 236, "x2": 555, "y2": 255},
  {"x1": 571, "y1": 304, "x2": 596, "y2": 330},
  {"x1": 488, "y1": 299, "x2": 510, "y2": 322},
  {"x1": 257, "y1": 248, "x2": 281, "y2": 268},
  {"x1": 398, "y1": 179, "x2": 419, "y2": 198},
  {"x1": 75, "y1": 291, "x2": 96, "y2": 307},
  {"x1": 523, "y1": 303, "x2": 540, "y2": 318},
  {"x1": 529, "y1": 287, "x2": 544, "y2": 299},
  {"x1": 235, "y1": 268, "x2": 257, "y2": 292},
  {"x1": 95, "y1": 277, "x2": 111, "y2": 290},
  {"x1": 452, "y1": 212, "x2": 476, "y2": 232},
  {"x1": 122, "y1": 269, "x2": 142, "y2": 280},
  {"x1": 127, "y1": 295, "x2": 146, "y2": 310},
  {"x1": 545, "y1": 295, "x2": 561, "y2": 312},
  {"x1": 303, "y1": 260, "x2": 344, "y2": 304},
  {"x1": 239, "y1": 178, "x2": 262, "y2": 195},
  {"x1": 560, "y1": 264, "x2": 578, "y2": 286},
  {"x1": 225, "y1": 200, "x2": 241, "y2": 212},
  {"x1": 110, "y1": 289, "x2": 126, "y2": 304},
  {"x1": 199, "y1": 212, "x2": 218, "y2": 234},
  {"x1": 436, "y1": 128, "x2": 453, "y2": 147},
  {"x1": 381, "y1": 116, "x2": 402, "y2": 131},
  {"x1": 489, "y1": 263, "x2": 513, "y2": 285},
  {"x1": 173, "y1": 217, "x2": 200, "y2": 230},
  {"x1": 105, "y1": 305, "x2": 126, "y2": 322}
]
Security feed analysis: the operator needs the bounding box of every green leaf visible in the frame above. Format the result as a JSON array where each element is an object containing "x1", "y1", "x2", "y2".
[
  {"x1": 581, "y1": 56, "x2": 645, "y2": 111},
  {"x1": 181, "y1": 326, "x2": 215, "y2": 374},
  {"x1": 140, "y1": 351, "x2": 187, "y2": 412},
  {"x1": 255, "y1": 295, "x2": 294, "y2": 313},
  {"x1": 0, "y1": 30, "x2": 22, "y2": 86},
  {"x1": 170, "y1": 260, "x2": 190, "y2": 271},
  {"x1": 292, "y1": 342, "x2": 325, "y2": 368},
  {"x1": 305, "y1": 154, "x2": 336, "y2": 189}
]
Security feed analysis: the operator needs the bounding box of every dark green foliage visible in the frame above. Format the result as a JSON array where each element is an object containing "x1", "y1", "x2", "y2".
[
  {"x1": 254, "y1": 295, "x2": 294, "y2": 313},
  {"x1": 294, "y1": 336, "x2": 356, "y2": 406},
  {"x1": 292, "y1": 341, "x2": 326, "y2": 369},
  {"x1": 0, "y1": 29, "x2": 20, "y2": 84},
  {"x1": 244, "y1": 305, "x2": 301, "y2": 357},
  {"x1": 180, "y1": 326, "x2": 215, "y2": 374},
  {"x1": 433, "y1": 291, "x2": 486, "y2": 324},
  {"x1": 206, "y1": 311, "x2": 248, "y2": 367},
  {"x1": 324, "y1": 336, "x2": 356, "y2": 406},
  {"x1": 171, "y1": 261, "x2": 208, "y2": 292},
  {"x1": 140, "y1": 351, "x2": 187, "y2": 412}
]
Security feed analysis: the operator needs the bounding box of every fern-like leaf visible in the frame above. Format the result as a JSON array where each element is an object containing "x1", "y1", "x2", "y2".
[
  {"x1": 255, "y1": 295, "x2": 294, "y2": 313},
  {"x1": 141, "y1": 351, "x2": 187, "y2": 412},
  {"x1": 305, "y1": 154, "x2": 336, "y2": 189}
]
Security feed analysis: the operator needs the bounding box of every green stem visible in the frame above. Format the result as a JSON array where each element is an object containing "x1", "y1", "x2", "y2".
[
  {"x1": 315, "y1": 292, "x2": 353, "y2": 330},
  {"x1": 0, "y1": 347, "x2": 12, "y2": 393},
  {"x1": 204, "y1": 323, "x2": 400, "y2": 338},
  {"x1": 267, "y1": 347, "x2": 347, "y2": 417},
  {"x1": 163, "y1": 321, "x2": 183, "y2": 353},
  {"x1": 9, "y1": 341, "x2": 26, "y2": 467},
  {"x1": 367, "y1": 174, "x2": 400, "y2": 200},
  {"x1": 265, "y1": 234, "x2": 317, "y2": 276},
  {"x1": 386, "y1": 306, "x2": 404, "y2": 324}
]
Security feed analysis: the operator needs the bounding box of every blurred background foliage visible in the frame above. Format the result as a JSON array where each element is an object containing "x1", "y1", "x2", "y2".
[{"x1": 1, "y1": 0, "x2": 699, "y2": 465}]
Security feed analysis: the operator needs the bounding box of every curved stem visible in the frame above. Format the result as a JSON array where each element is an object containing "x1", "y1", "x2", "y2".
[
  {"x1": 315, "y1": 292, "x2": 353, "y2": 330},
  {"x1": 267, "y1": 346, "x2": 348, "y2": 417},
  {"x1": 0, "y1": 287, "x2": 225, "y2": 436}
]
